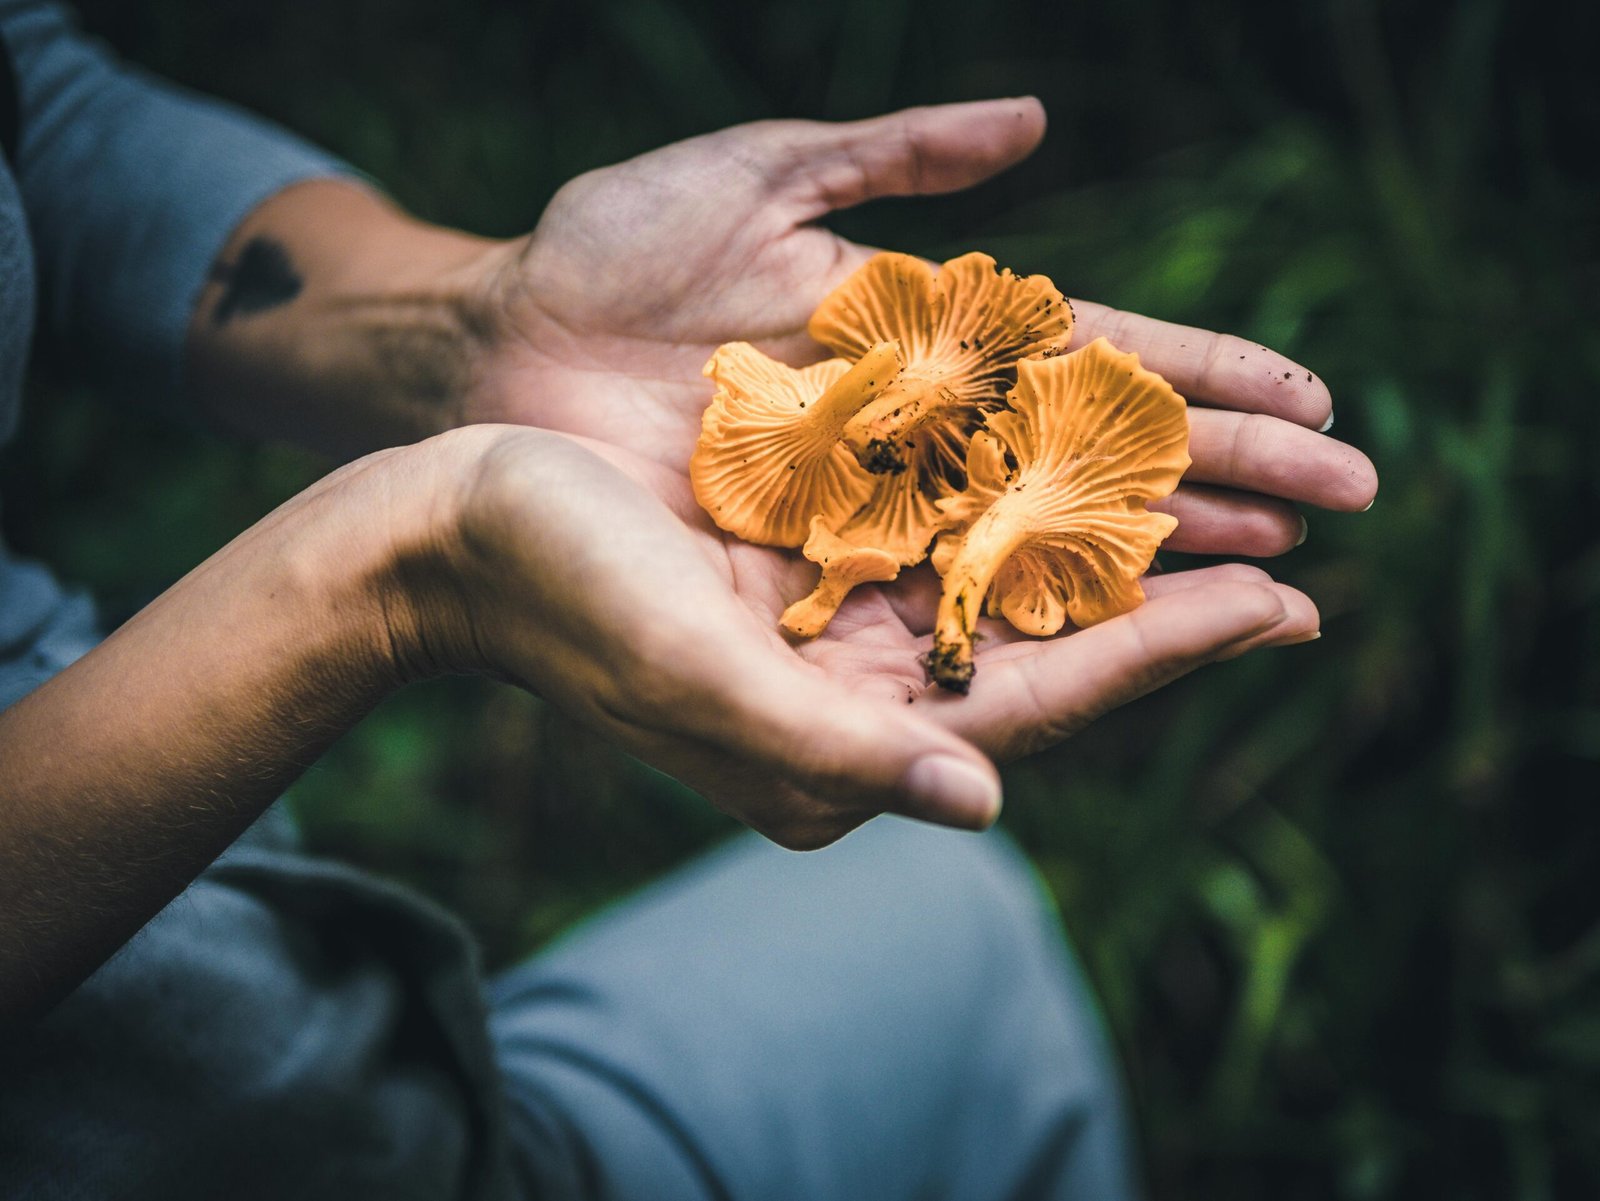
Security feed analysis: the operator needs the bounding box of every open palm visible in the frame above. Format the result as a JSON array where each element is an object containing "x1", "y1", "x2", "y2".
[{"x1": 461, "y1": 100, "x2": 1378, "y2": 839}]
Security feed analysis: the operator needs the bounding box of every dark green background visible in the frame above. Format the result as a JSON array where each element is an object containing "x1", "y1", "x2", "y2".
[{"x1": 3, "y1": 0, "x2": 1597, "y2": 1195}]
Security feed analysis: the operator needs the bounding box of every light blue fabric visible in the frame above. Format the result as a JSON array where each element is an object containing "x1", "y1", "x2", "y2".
[
  {"x1": 0, "y1": 0, "x2": 348, "y2": 407},
  {"x1": 0, "y1": 7, "x2": 1138, "y2": 1198},
  {"x1": 1, "y1": 813, "x2": 1137, "y2": 1201},
  {"x1": 0, "y1": 812, "x2": 516, "y2": 1200},
  {"x1": 490, "y1": 818, "x2": 1137, "y2": 1201},
  {"x1": 0, "y1": 0, "x2": 347, "y2": 703},
  {"x1": 0, "y1": 77, "x2": 32, "y2": 446}
]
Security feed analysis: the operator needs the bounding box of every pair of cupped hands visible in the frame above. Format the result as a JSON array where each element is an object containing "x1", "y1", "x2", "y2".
[{"x1": 366, "y1": 98, "x2": 1377, "y2": 849}]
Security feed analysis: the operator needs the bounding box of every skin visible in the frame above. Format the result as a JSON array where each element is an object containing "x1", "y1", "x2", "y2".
[{"x1": 0, "y1": 97, "x2": 1378, "y2": 1026}]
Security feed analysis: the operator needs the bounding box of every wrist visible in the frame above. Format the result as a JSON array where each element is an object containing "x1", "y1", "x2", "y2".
[
  {"x1": 0, "y1": 423, "x2": 504, "y2": 1023},
  {"x1": 325, "y1": 424, "x2": 520, "y2": 687},
  {"x1": 188, "y1": 179, "x2": 523, "y2": 455}
]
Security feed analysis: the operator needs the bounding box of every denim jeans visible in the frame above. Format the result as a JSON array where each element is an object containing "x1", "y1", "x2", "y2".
[{"x1": 1, "y1": 808, "x2": 1137, "y2": 1200}]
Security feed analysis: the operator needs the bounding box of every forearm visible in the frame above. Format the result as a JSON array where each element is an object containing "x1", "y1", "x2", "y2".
[
  {"x1": 0, "y1": 443, "x2": 453, "y2": 1026},
  {"x1": 187, "y1": 179, "x2": 519, "y2": 457}
]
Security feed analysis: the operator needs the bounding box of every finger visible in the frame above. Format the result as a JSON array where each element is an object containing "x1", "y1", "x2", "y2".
[
  {"x1": 620, "y1": 601, "x2": 1004, "y2": 844},
  {"x1": 1140, "y1": 561, "x2": 1280, "y2": 598},
  {"x1": 770, "y1": 98, "x2": 1047, "y2": 220},
  {"x1": 882, "y1": 560, "x2": 1292, "y2": 641},
  {"x1": 829, "y1": 436, "x2": 1342, "y2": 636},
  {"x1": 1071, "y1": 300, "x2": 1333, "y2": 430},
  {"x1": 920, "y1": 579, "x2": 1318, "y2": 760},
  {"x1": 1153, "y1": 485, "x2": 1305, "y2": 557},
  {"x1": 1185, "y1": 408, "x2": 1379, "y2": 511},
  {"x1": 571, "y1": 550, "x2": 1006, "y2": 843},
  {"x1": 694, "y1": 652, "x2": 1004, "y2": 837},
  {"x1": 964, "y1": 563, "x2": 1306, "y2": 648},
  {"x1": 580, "y1": 551, "x2": 1005, "y2": 840},
  {"x1": 1138, "y1": 564, "x2": 1322, "y2": 658}
]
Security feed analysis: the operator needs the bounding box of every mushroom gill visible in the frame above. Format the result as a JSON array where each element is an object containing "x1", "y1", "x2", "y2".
[
  {"x1": 926, "y1": 338, "x2": 1191, "y2": 694},
  {"x1": 690, "y1": 340, "x2": 902, "y2": 547},
  {"x1": 808, "y1": 252, "x2": 1075, "y2": 475},
  {"x1": 779, "y1": 410, "x2": 970, "y2": 638}
]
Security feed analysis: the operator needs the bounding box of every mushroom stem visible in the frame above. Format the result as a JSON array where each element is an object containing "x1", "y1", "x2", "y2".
[
  {"x1": 780, "y1": 569, "x2": 857, "y2": 639},
  {"x1": 841, "y1": 374, "x2": 953, "y2": 474},
  {"x1": 929, "y1": 507, "x2": 1032, "y2": 694},
  {"x1": 807, "y1": 341, "x2": 902, "y2": 435}
]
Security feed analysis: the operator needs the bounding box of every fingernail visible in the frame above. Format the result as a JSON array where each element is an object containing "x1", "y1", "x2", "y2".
[
  {"x1": 903, "y1": 756, "x2": 1002, "y2": 829},
  {"x1": 1362, "y1": 498, "x2": 1375, "y2": 512},
  {"x1": 1295, "y1": 516, "x2": 1309, "y2": 547},
  {"x1": 1274, "y1": 629, "x2": 1321, "y2": 647},
  {"x1": 1319, "y1": 413, "x2": 1336, "y2": 433}
]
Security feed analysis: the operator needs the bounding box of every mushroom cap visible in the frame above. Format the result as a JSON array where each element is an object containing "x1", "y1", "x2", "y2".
[
  {"x1": 691, "y1": 341, "x2": 898, "y2": 547},
  {"x1": 808, "y1": 251, "x2": 1075, "y2": 412},
  {"x1": 935, "y1": 337, "x2": 1190, "y2": 635}
]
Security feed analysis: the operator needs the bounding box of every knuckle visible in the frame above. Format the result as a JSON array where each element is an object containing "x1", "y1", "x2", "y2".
[
  {"x1": 1228, "y1": 412, "x2": 1273, "y2": 479},
  {"x1": 1097, "y1": 306, "x2": 1140, "y2": 349},
  {"x1": 894, "y1": 113, "x2": 928, "y2": 192},
  {"x1": 1236, "y1": 581, "x2": 1290, "y2": 630},
  {"x1": 1252, "y1": 509, "x2": 1303, "y2": 555},
  {"x1": 1196, "y1": 330, "x2": 1236, "y2": 389},
  {"x1": 1211, "y1": 562, "x2": 1275, "y2": 585}
]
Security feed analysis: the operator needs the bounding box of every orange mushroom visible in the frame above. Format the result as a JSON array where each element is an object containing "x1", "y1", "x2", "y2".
[
  {"x1": 777, "y1": 413, "x2": 977, "y2": 637},
  {"x1": 926, "y1": 338, "x2": 1191, "y2": 694},
  {"x1": 779, "y1": 517, "x2": 901, "y2": 638},
  {"x1": 808, "y1": 252, "x2": 1075, "y2": 476},
  {"x1": 691, "y1": 340, "x2": 902, "y2": 547},
  {"x1": 776, "y1": 253, "x2": 1072, "y2": 632}
]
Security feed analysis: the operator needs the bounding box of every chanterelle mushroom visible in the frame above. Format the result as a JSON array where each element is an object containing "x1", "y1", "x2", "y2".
[
  {"x1": 776, "y1": 411, "x2": 971, "y2": 638},
  {"x1": 808, "y1": 251, "x2": 1075, "y2": 476},
  {"x1": 779, "y1": 517, "x2": 901, "y2": 639},
  {"x1": 926, "y1": 338, "x2": 1191, "y2": 694},
  {"x1": 774, "y1": 251, "x2": 1074, "y2": 625},
  {"x1": 691, "y1": 340, "x2": 902, "y2": 547}
]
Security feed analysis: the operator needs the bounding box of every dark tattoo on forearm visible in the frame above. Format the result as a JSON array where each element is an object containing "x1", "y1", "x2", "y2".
[
  {"x1": 209, "y1": 238, "x2": 304, "y2": 324},
  {"x1": 336, "y1": 293, "x2": 498, "y2": 428}
]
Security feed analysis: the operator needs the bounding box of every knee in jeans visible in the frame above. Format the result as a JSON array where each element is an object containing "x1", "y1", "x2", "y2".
[{"x1": 852, "y1": 818, "x2": 1063, "y2": 952}]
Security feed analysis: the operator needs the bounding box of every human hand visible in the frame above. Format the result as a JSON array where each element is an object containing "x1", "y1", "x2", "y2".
[
  {"x1": 405, "y1": 424, "x2": 1323, "y2": 848},
  {"x1": 179, "y1": 100, "x2": 1372, "y2": 852},
  {"x1": 432, "y1": 99, "x2": 1375, "y2": 828},
  {"x1": 469, "y1": 98, "x2": 1379, "y2": 558}
]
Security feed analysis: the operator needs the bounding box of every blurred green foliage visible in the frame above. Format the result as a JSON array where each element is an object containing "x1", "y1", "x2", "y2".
[{"x1": 2, "y1": 0, "x2": 1597, "y2": 1195}]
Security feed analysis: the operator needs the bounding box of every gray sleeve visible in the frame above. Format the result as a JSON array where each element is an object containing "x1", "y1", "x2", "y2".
[{"x1": 0, "y1": 1, "x2": 353, "y2": 406}]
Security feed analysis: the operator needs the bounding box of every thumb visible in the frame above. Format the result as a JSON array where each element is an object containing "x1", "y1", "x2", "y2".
[
  {"x1": 936, "y1": 578, "x2": 1318, "y2": 762},
  {"x1": 688, "y1": 655, "x2": 1004, "y2": 844},
  {"x1": 767, "y1": 97, "x2": 1047, "y2": 219}
]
